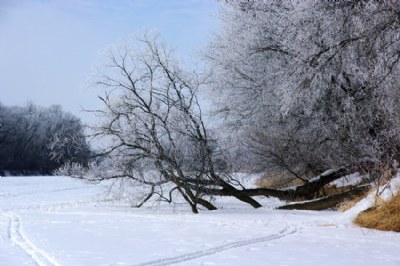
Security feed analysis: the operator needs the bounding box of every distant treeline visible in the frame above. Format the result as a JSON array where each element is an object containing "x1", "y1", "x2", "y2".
[{"x1": 0, "y1": 102, "x2": 90, "y2": 176}]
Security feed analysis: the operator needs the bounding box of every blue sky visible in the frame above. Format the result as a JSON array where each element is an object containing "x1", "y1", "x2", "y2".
[{"x1": 0, "y1": 0, "x2": 219, "y2": 122}]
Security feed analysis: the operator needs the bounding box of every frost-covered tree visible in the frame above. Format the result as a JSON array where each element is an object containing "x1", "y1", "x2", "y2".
[
  {"x1": 207, "y1": 0, "x2": 400, "y2": 181},
  {"x1": 0, "y1": 103, "x2": 90, "y2": 175}
]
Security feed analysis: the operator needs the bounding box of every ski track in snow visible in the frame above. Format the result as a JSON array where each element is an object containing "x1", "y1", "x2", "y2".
[
  {"x1": 134, "y1": 225, "x2": 297, "y2": 266},
  {"x1": 0, "y1": 185, "x2": 103, "y2": 198},
  {"x1": 3, "y1": 212, "x2": 60, "y2": 266}
]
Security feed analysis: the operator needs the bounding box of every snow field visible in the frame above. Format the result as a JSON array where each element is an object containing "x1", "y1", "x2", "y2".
[{"x1": 1, "y1": 176, "x2": 400, "y2": 266}]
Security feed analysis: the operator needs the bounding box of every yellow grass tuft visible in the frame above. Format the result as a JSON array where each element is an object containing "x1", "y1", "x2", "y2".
[
  {"x1": 354, "y1": 192, "x2": 400, "y2": 232},
  {"x1": 255, "y1": 173, "x2": 304, "y2": 189}
]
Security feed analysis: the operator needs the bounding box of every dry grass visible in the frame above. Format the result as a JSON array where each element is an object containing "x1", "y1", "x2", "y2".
[
  {"x1": 320, "y1": 185, "x2": 356, "y2": 196},
  {"x1": 255, "y1": 173, "x2": 304, "y2": 189},
  {"x1": 354, "y1": 192, "x2": 400, "y2": 232}
]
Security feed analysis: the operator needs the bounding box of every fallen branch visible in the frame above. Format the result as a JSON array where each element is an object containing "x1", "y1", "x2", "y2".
[{"x1": 277, "y1": 185, "x2": 371, "y2": 211}]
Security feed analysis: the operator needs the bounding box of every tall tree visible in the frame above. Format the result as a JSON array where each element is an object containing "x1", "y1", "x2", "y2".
[{"x1": 206, "y1": 0, "x2": 400, "y2": 180}]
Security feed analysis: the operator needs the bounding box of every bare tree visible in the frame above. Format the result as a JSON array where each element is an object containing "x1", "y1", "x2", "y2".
[{"x1": 89, "y1": 35, "x2": 263, "y2": 213}]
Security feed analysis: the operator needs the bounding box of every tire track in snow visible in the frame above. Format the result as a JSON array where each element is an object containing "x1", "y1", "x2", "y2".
[
  {"x1": 3, "y1": 212, "x2": 60, "y2": 266},
  {"x1": 134, "y1": 225, "x2": 297, "y2": 266}
]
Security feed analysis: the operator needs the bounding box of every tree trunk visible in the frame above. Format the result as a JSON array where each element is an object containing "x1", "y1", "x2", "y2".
[
  {"x1": 277, "y1": 185, "x2": 370, "y2": 211},
  {"x1": 293, "y1": 167, "x2": 351, "y2": 199},
  {"x1": 221, "y1": 183, "x2": 262, "y2": 208},
  {"x1": 196, "y1": 198, "x2": 218, "y2": 210},
  {"x1": 197, "y1": 167, "x2": 351, "y2": 204}
]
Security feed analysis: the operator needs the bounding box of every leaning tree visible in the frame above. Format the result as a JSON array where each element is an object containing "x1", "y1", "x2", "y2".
[{"x1": 88, "y1": 35, "x2": 269, "y2": 213}]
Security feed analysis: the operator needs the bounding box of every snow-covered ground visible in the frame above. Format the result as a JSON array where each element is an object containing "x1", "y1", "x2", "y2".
[{"x1": 1, "y1": 176, "x2": 399, "y2": 266}]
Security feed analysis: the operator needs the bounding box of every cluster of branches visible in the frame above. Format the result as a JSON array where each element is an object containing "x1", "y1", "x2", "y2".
[{"x1": 0, "y1": 103, "x2": 90, "y2": 175}]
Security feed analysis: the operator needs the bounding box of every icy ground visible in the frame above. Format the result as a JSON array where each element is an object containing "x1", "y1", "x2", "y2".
[{"x1": 1, "y1": 176, "x2": 400, "y2": 266}]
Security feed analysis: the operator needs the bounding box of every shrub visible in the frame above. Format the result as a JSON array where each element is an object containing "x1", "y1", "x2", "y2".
[{"x1": 354, "y1": 192, "x2": 400, "y2": 232}]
